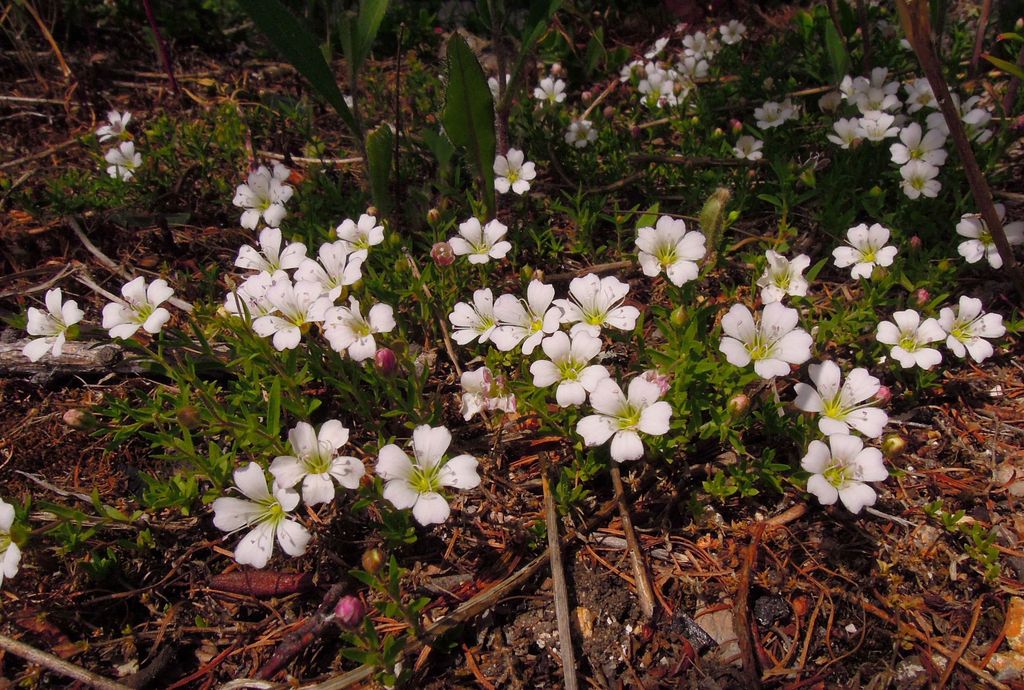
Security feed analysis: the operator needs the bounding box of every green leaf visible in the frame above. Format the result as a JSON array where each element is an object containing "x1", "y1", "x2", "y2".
[
  {"x1": 502, "y1": 0, "x2": 562, "y2": 110},
  {"x1": 442, "y1": 33, "x2": 496, "y2": 218},
  {"x1": 366, "y1": 124, "x2": 395, "y2": 214},
  {"x1": 806, "y1": 256, "x2": 829, "y2": 282},
  {"x1": 584, "y1": 27, "x2": 606, "y2": 77},
  {"x1": 267, "y1": 378, "x2": 281, "y2": 438},
  {"x1": 422, "y1": 128, "x2": 456, "y2": 171},
  {"x1": 355, "y1": 0, "x2": 390, "y2": 70},
  {"x1": 635, "y1": 202, "x2": 660, "y2": 230},
  {"x1": 983, "y1": 53, "x2": 1024, "y2": 80},
  {"x1": 235, "y1": 0, "x2": 360, "y2": 139},
  {"x1": 824, "y1": 19, "x2": 849, "y2": 83}
]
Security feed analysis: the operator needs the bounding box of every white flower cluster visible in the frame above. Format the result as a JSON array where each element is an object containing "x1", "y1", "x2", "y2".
[{"x1": 97, "y1": 110, "x2": 142, "y2": 181}]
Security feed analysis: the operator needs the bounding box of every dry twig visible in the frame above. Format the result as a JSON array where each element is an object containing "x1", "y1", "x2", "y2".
[
  {"x1": 610, "y1": 463, "x2": 656, "y2": 620},
  {"x1": 0, "y1": 633, "x2": 131, "y2": 690},
  {"x1": 541, "y1": 453, "x2": 579, "y2": 690}
]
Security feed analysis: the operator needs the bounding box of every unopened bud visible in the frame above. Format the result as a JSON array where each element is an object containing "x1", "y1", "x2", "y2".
[
  {"x1": 333, "y1": 595, "x2": 365, "y2": 629},
  {"x1": 914, "y1": 288, "x2": 929, "y2": 306},
  {"x1": 550, "y1": 62, "x2": 563, "y2": 76},
  {"x1": 909, "y1": 235, "x2": 922, "y2": 250},
  {"x1": 727, "y1": 393, "x2": 750, "y2": 418},
  {"x1": 881, "y1": 434, "x2": 906, "y2": 458},
  {"x1": 431, "y1": 241, "x2": 455, "y2": 266},
  {"x1": 581, "y1": 90, "x2": 592, "y2": 103},
  {"x1": 630, "y1": 125, "x2": 642, "y2": 139},
  {"x1": 374, "y1": 348, "x2": 397, "y2": 375},
  {"x1": 602, "y1": 105, "x2": 616, "y2": 120},
  {"x1": 729, "y1": 118, "x2": 743, "y2": 134},
  {"x1": 699, "y1": 187, "x2": 732, "y2": 249},
  {"x1": 361, "y1": 547, "x2": 384, "y2": 574},
  {"x1": 690, "y1": 116, "x2": 700, "y2": 126},
  {"x1": 520, "y1": 265, "x2": 535, "y2": 283},
  {"x1": 176, "y1": 405, "x2": 201, "y2": 429},
  {"x1": 365, "y1": 206, "x2": 378, "y2": 217},
  {"x1": 712, "y1": 127, "x2": 724, "y2": 139},
  {"x1": 868, "y1": 185, "x2": 883, "y2": 198},
  {"x1": 762, "y1": 77, "x2": 775, "y2": 90},
  {"x1": 63, "y1": 409, "x2": 96, "y2": 430},
  {"x1": 426, "y1": 208, "x2": 441, "y2": 225},
  {"x1": 874, "y1": 385, "x2": 892, "y2": 405},
  {"x1": 670, "y1": 306, "x2": 688, "y2": 326}
]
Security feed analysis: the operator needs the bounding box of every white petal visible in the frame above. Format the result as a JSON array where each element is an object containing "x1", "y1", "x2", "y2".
[
  {"x1": 302, "y1": 473, "x2": 337, "y2": 505},
  {"x1": 412, "y1": 425, "x2": 451, "y2": 468},
  {"x1": 412, "y1": 492, "x2": 451, "y2": 525},
  {"x1": 234, "y1": 522, "x2": 275, "y2": 568},
  {"x1": 276, "y1": 518, "x2": 311, "y2": 556},
  {"x1": 439, "y1": 454, "x2": 480, "y2": 489},
  {"x1": 610, "y1": 431, "x2": 645, "y2": 462},
  {"x1": 376, "y1": 445, "x2": 413, "y2": 481},
  {"x1": 576, "y1": 414, "x2": 617, "y2": 446}
]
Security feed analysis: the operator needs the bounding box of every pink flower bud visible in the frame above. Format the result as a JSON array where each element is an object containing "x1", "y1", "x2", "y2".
[
  {"x1": 602, "y1": 105, "x2": 615, "y2": 120},
  {"x1": 630, "y1": 125, "x2": 642, "y2": 139},
  {"x1": 580, "y1": 90, "x2": 592, "y2": 103},
  {"x1": 729, "y1": 118, "x2": 744, "y2": 134},
  {"x1": 727, "y1": 393, "x2": 750, "y2": 418},
  {"x1": 640, "y1": 370, "x2": 671, "y2": 396},
  {"x1": 334, "y1": 596, "x2": 365, "y2": 629},
  {"x1": 374, "y1": 347, "x2": 397, "y2": 375},
  {"x1": 915, "y1": 288, "x2": 929, "y2": 306},
  {"x1": 874, "y1": 385, "x2": 892, "y2": 405},
  {"x1": 550, "y1": 62, "x2": 563, "y2": 76},
  {"x1": 431, "y1": 241, "x2": 455, "y2": 266},
  {"x1": 909, "y1": 235, "x2": 922, "y2": 250}
]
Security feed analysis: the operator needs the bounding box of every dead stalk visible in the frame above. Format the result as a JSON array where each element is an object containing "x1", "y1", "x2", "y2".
[
  {"x1": 0, "y1": 633, "x2": 132, "y2": 690},
  {"x1": 541, "y1": 453, "x2": 580, "y2": 690},
  {"x1": 609, "y1": 463, "x2": 656, "y2": 619}
]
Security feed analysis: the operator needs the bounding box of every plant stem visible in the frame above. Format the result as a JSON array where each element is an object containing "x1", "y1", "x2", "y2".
[
  {"x1": 540, "y1": 453, "x2": 579, "y2": 690},
  {"x1": 609, "y1": 463, "x2": 656, "y2": 619},
  {"x1": 140, "y1": 0, "x2": 179, "y2": 94}
]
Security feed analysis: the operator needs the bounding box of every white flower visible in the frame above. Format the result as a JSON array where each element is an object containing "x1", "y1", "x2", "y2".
[
  {"x1": 938, "y1": 296, "x2": 1005, "y2": 362},
  {"x1": 757, "y1": 251, "x2": 810, "y2": 303},
  {"x1": 858, "y1": 111, "x2": 899, "y2": 141},
  {"x1": 529, "y1": 331, "x2": 610, "y2": 407},
  {"x1": 682, "y1": 31, "x2": 718, "y2": 60},
  {"x1": 899, "y1": 159, "x2": 941, "y2": 199},
  {"x1": 639, "y1": 69, "x2": 678, "y2": 109},
  {"x1": 534, "y1": 77, "x2": 566, "y2": 104},
  {"x1": 105, "y1": 141, "x2": 142, "y2": 180},
  {"x1": 565, "y1": 119, "x2": 597, "y2": 148},
  {"x1": 449, "y1": 288, "x2": 498, "y2": 345},
  {"x1": 675, "y1": 55, "x2": 708, "y2": 84},
  {"x1": 853, "y1": 87, "x2": 900, "y2": 114},
  {"x1": 925, "y1": 95, "x2": 992, "y2": 143},
  {"x1": 294, "y1": 241, "x2": 364, "y2": 301},
  {"x1": 491, "y1": 280, "x2": 562, "y2": 354},
  {"x1": 323, "y1": 297, "x2": 396, "y2": 360},
  {"x1": 956, "y1": 204, "x2": 1024, "y2": 269},
  {"x1": 23, "y1": 288, "x2": 84, "y2": 362},
  {"x1": 336, "y1": 213, "x2": 384, "y2": 260},
  {"x1": 460, "y1": 367, "x2": 516, "y2": 420},
  {"x1": 212, "y1": 462, "x2": 311, "y2": 569},
  {"x1": 832, "y1": 223, "x2": 898, "y2": 279},
  {"x1": 224, "y1": 270, "x2": 278, "y2": 319},
  {"x1": 488, "y1": 73, "x2": 510, "y2": 99},
  {"x1": 270, "y1": 421, "x2": 365, "y2": 505},
  {"x1": 719, "y1": 20, "x2": 746, "y2": 45},
  {"x1": 818, "y1": 90, "x2": 843, "y2": 113},
  {"x1": 875, "y1": 309, "x2": 945, "y2": 369},
  {"x1": 97, "y1": 110, "x2": 131, "y2": 142},
  {"x1": 102, "y1": 276, "x2": 174, "y2": 339},
  {"x1": 732, "y1": 135, "x2": 763, "y2": 161},
  {"x1": 251, "y1": 277, "x2": 332, "y2": 351},
  {"x1": 449, "y1": 218, "x2": 512, "y2": 265},
  {"x1": 576, "y1": 377, "x2": 672, "y2": 462},
  {"x1": 827, "y1": 118, "x2": 864, "y2": 149},
  {"x1": 233, "y1": 164, "x2": 294, "y2": 229},
  {"x1": 0, "y1": 499, "x2": 22, "y2": 589},
  {"x1": 841, "y1": 67, "x2": 899, "y2": 107},
  {"x1": 889, "y1": 123, "x2": 947, "y2": 167},
  {"x1": 376, "y1": 425, "x2": 480, "y2": 526},
  {"x1": 644, "y1": 37, "x2": 670, "y2": 58},
  {"x1": 903, "y1": 78, "x2": 936, "y2": 113},
  {"x1": 718, "y1": 302, "x2": 813, "y2": 379},
  {"x1": 235, "y1": 227, "x2": 307, "y2": 274},
  {"x1": 801, "y1": 435, "x2": 888, "y2": 514},
  {"x1": 553, "y1": 273, "x2": 640, "y2": 337},
  {"x1": 793, "y1": 361, "x2": 888, "y2": 437},
  {"x1": 754, "y1": 99, "x2": 797, "y2": 129},
  {"x1": 494, "y1": 149, "x2": 536, "y2": 195},
  {"x1": 635, "y1": 216, "x2": 707, "y2": 287},
  {"x1": 619, "y1": 59, "x2": 646, "y2": 83}
]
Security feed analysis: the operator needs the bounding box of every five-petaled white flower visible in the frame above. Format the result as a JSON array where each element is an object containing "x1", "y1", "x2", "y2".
[
  {"x1": 235, "y1": 227, "x2": 307, "y2": 274},
  {"x1": 682, "y1": 31, "x2": 718, "y2": 59},
  {"x1": 889, "y1": 123, "x2": 947, "y2": 167},
  {"x1": 827, "y1": 118, "x2": 864, "y2": 149},
  {"x1": 956, "y1": 204, "x2": 1024, "y2": 269},
  {"x1": 0, "y1": 498, "x2": 22, "y2": 589},
  {"x1": 903, "y1": 78, "x2": 936, "y2": 113},
  {"x1": 23, "y1": 288, "x2": 84, "y2": 362},
  {"x1": 494, "y1": 149, "x2": 537, "y2": 195},
  {"x1": 875, "y1": 309, "x2": 945, "y2": 370},
  {"x1": 460, "y1": 367, "x2": 516, "y2": 420},
  {"x1": 576, "y1": 377, "x2": 672, "y2": 462},
  {"x1": 97, "y1": 109, "x2": 132, "y2": 142},
  {"x1": 793, "y1": 361, "x2": 888, "y2": 437},
  {"x1": 449, "y1": 218, "x2": 512, "y2": 265},
  {"x1": 323, "y1": 297, "x2": 396, "y2": 361},
  {"x1": 251, "y1": 277, "x2": 332, "y2": 351},
  {"x1": 899, "y1": 159, "x2": 941, "y2": 199},
  {"x1": 233, "y1": 164, "x2": 294, "y2": 229},
  {"x1": 270, "y1": 421, "x2": 365, "y2": 505},
  {"x1": 801, "y1": 434, "x2": 888, "y2": 514},
  {"x1": 491, "y1": 280, "x2": 562, "y2": 354},
  {"x1": 553, "y1": 274, "x2": 640, "y2": 337},
  {"x1": 938, "y1": 296, "x2": 1005, "y2": 363},
  {"x1": 376, "y1": 425, "x2": 480, "y2": 526},
  {"x1": 754, "y1": 99, "x2": 797, "y2": 129},
  {"x1": 336, "y1": 213, "x2": 385, "y2": 260},
  {"x1": 534, "y1": 77, "x2": 566, "y2": 105},
  {"x1": 832, "y1": 223, "x2": 897, "y2": 279},
  {"x1": 858, "y1": 111, "x2": 899, "y2": 141},
  {"x1": 212, "y1": 462, "x2": 311, "y2": 569},
  {"x1": 294, "y1": 241, "x2": 364, "y2": 301},
  {"x1": 102, "y1": 276, "x2": 174, "y2": 339},
  {"x1": 224, "y1": 271, "x2": 277, "y2": 319},
  {"x1": 530, "y1": 331, "x2": 610, "y2": 407},
  {"x1": 719, "y1": 20, "x2": 746, "y2": 45},
  {"x1": 449, "y1": 288, "x2": 498, "y2": 345},
  {"x1": 636, "y1": 216, "x2": 707, "y2": 287},
  {"x1": 105, "y1": 141, "x2": 142, "y2": 180},
  {"x1": 718, "y1": 302, "x2": 813, "y2": 379},
  {"x1": 565, "y1": 119, "x2": 597, "y2": 148},
  {"x1": 756, "y1": 250, "x2": 810, "y2": 304},
  {"x1": 732, "y1": 135, "x2": 763, "y2": 161}
]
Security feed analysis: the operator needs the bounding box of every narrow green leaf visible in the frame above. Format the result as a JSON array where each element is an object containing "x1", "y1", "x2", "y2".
[
  {"x1": 366, "y1": 124, "x2": 395, "y2": 214},
  {"x1": 235, "y1": 0, "x2": 360, "y2": 139},
  {"x1": 502, "y1": 0, "x2": 562, "y2": 110},
  {"x1": 267, "y1": 378, "x2": 281, "y2": 438},
  {"x1": 442, "y1": 33, "x2": 496, "y2": 218},
  {"x1": 824, "y1": 19, "x2": 849, "y2": 83},
  {"x1": 355, "y1": 0, "x2": 390, "y2": 70},
  {"x1": 983, "y1": 53, "x2": 1024, "y2": 80}
]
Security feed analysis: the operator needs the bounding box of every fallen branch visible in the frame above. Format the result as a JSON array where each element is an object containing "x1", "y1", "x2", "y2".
[
  {"x1": 542, "y1": 454, "x2": 580, "y2": 690},
  {"x1": 610, "y1": 463, "x2": 656, "y2": 620},
  {"x1": 0, "y1": 633, "x2": 132, "y2": 690},
  {"x1": 0, "y1": 338, "x2": 147, "y2": 377}
]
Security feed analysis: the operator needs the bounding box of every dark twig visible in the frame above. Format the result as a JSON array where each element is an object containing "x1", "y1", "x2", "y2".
[
  {"x1": 630, "y1": 153, "x2": 763, "y2": 168},
  {"x1": 256, "y1": 583, "x2": 347, "y2": 679},
  {"x1": 735, "y1": 523, "x2": 764, "y2": 689},
  {"x1": 970, "y1": 0, "x2": 993, "y2": 79},
  {"x1": 0, "y1": 633, "x2": 132, "y2": 690},
  {"x1": 140, "y1": 0, "x2": 179, "y2": 94},
  {"x1": 855, "y1": 0, "x2": 872, "y2": 71},
  {"x1": 936, "y1": 597, "x2": 984, "y2": 689},
  {"x1": 610, "y1": 463, "x2": 656, "y2": 620},
  {"x1": 542, "y1": 453, "x2": 579, "y2": 690}
]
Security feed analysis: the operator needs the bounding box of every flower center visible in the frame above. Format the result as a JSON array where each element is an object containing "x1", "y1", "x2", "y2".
[
  {"x1": 303, "y1": 441, "x2": 334, "y2": 475},
  {"x1": 258, "y1": 498, "x2": 286, "y2": 527},
  {"x1": 822, "y1": 395, "x2": 846, "y2": 419},
  {"x1": 898, "y1": 334, "x2": 920, "y2": 352},
  {"x1": 745, "y1": 334, "x2": 772, "y2": 361},
  {"x1": 408, "y1": 463, "x2": 443, "y2": 494},
  {"x1": 617, "y1": 404, "x2": 642, "y2": 430},
  {"x1": 950, "y1": 322, "x2": 973, "y2": 343},
  {"x1": 859, "y1": 246, "x2": 877, "y2": 263},
  {"x1": 557, "y1": 358, "x2": 584, "y2": 380},
  {"x1": 823, "y1": 460, "x2": 853, "y2": 488},
  {"x1": 656, "y1": 245, "x2": 678, "y2": 268},
  {"x1": 979, "y1": 230, "x2": 993, "y2": 246},
  {"x1": 353, "y1": 319, "x2": 373, "y2": 338},
  {"x1": 773, "y1": 270, "x2": 792, "y2": 289},
  {"x1": 507, "y1": 169, "x2": 520, "y2": 183}
]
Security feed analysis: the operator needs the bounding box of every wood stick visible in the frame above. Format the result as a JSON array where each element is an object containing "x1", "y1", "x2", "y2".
[
  {"x1": 936, "y1": 596, "x2": 984, "y2": 689},
  {"x1": 542, "y1": 454, "x2": 580, "y2": 690},
  {"x1": 734, "y1": 523, "x2": 763, "y2": 689},
  {"x1": 609, "y1": 463, "x2": 655, "y2": 620},
  {"x1": 0, "y1": 633, "x2": 132, "y2": 690}
]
